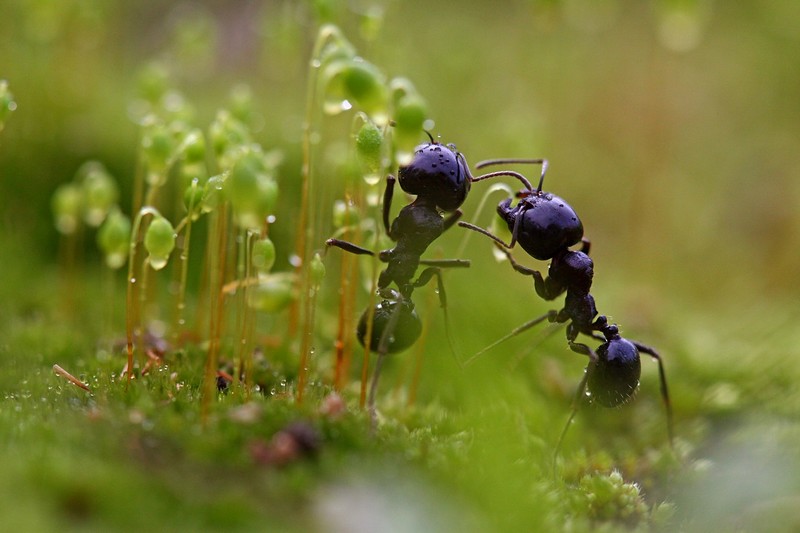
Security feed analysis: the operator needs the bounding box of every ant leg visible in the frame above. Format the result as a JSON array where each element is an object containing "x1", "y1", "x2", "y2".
[
  {"x1": 441, "y1": 209, "x2": 463, "y2": 232},
  {"x1": 553, "y1": 370, "x2": 589, "y2": 477},
  {"x1": 567, "y1": 340, "x2": 599, "y2": 363},
  {"x1": 457, "y1": 221, "x2": 514, "y2": 249},
  {"x1": 554, "y1": 332, "x2": 600, "y2": 476},
  {"x1": 366, "y1": 295, "x2": 406, "y2": 428},
  {"x1": 412, "y1": 267, "x2": 463, "y2": 367},
  {"x1": 326, "y1": 238, "x2": 376, "y2": 257},
  {"x1": 494, "y1": 245, "x2": 536, "y2": 276},
  {"x1": 382, "y1": 175, "x2": 396, "y2": 239},
  {"x1": 580, "y1": 238, "x2": 591, "y2": 255},
  {"x1": 419, "y1": 258, "x2": 470, "y2": 268},
  {"x1": 413, "y1": 267, "x2": 446, "y2": 304},
  {"x1": 465, "y1": 310, "x2": 559, "y2": 365},
  {"x1": 631, "y1": 341, "x2": 675, "y2": 447},
  {"x1": 494, "y1": 245, "x2": 565, "y2": 301}
]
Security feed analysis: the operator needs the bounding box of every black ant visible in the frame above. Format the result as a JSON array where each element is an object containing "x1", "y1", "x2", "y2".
[
  {"x1": 327, "y1": 139, "x2": 531, "y2": 415},
  {"x1": 458, "y1": 158, "x2": 674, "y2": 459}
]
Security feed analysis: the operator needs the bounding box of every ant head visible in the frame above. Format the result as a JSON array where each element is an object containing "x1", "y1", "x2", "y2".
[
  {"x1": 398, "y1": 141, "x2": 471, "y2": 212},
  {"x1": 585, "y1": 337, "x2": 642, "y2": 407},
  {"x1": 356, "y1": 298, "x2": 422, "y2": 354},
  {"x1": 497, "y1": 192, "x2": 583, "y2": 261}
]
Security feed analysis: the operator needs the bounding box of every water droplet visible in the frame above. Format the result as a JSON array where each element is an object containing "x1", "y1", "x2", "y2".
[
  {"x1": 492, "y1": 247, "x2": 508, "y2": 262},
  {"x1": 323, "y1": 98, "x2": 352, "y2": 115},
  {"x1": 396, "y1": 150, "x2": 413, "y2": 166},
  {"x1": 148, "y1": 256, "x2": 168, "y2": 270},
  {"x1": 362, "y1": 173, "x2": 381, "y2": 186}
]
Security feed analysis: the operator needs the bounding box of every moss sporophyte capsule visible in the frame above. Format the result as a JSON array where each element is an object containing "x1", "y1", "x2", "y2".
[
  {"x1": 228, "y1": 151, "x2": 278, "y2": 229},
  {"x1": 144, "y1": 216, "x2": 175, "y2": 270},
  {"x1": 97, "y1": 209, "x2": 131, "y2": 269},
  {"x1": 252, "y1": 238, "x2": 276, "y2": 272},
  {"x1": 355, "y1": 121, "x2": 383, "y2": 177}
]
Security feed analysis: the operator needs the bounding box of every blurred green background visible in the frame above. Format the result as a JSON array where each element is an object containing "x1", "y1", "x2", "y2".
[{"x1": 2, "y1": 0, "x2": 800, "y2": 531}]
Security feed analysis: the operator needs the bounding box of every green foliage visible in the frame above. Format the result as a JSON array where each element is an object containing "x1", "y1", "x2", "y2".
[
  {"x1": 576, "y1": 470, "x2": 649, "y2": 525},
  {"x1": 248, "y1": 273, "x2": 297, "y2": 313},
  {"x1": 0, "y1": 79, "x2": 16, "y2": 131}
]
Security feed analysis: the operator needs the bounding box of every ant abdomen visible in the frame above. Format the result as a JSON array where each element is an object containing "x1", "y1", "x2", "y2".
[
  {"x1": 586, "y1": 337, "x2": 642, "y2": 408},
  {"x1": 398, "y1": 143, "x2": 471, "y2": 212},
  {"x1": 356, "y1": 298, "x2": 422, "y2": 354}
]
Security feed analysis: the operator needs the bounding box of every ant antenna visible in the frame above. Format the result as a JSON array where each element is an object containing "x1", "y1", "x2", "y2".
[
  {"x1": 475, "y1": 158, "x2": 548, "y2": 192},
  {"x1": 424, "y1": 130, "x2": 435, "y2": 143},
  {"x1": 470, "y1": 169, "x2": 534, "y2": 192},
  {"x1": 463, "y1": 310, "x2": 558, "y2": 366}
]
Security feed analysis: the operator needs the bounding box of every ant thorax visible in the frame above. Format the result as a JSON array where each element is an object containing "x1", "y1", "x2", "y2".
[
  {"x1": 378, "y1": 200, "x2": 445, "y2": 292},
  {"x1": 390, "y1": 199, "x2": 445, "y2": 251},
  {"x1": 549, "y1": 250, "x2": 594, "y2": 295}
]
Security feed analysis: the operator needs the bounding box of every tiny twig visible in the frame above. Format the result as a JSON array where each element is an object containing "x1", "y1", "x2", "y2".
[{"x1": 53, "y1": 364, "x2": 91, "y2": 392}]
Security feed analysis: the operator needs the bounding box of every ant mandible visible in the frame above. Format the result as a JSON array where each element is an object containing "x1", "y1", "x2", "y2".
[
  {"x1": 458, "y1": 158, "x2": 674, "y2": 454},
  {"x1": 326, "y1": 138, "x2": 532, "y2": 414}
]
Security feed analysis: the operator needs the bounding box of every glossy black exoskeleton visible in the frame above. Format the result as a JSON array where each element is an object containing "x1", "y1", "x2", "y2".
[
  {"x1": 459, "y1": 158, "x2": 673, "y2": 455},
  {"x1": 328, "y1": 141, "x2": 473, "y2": 299},
  {"x1": 497, "y1": 190, "x2": 583, "y2": 261},
  {"x1": 586, "y1": 324, "x2": 642, "y2": 408},
  {"x1": 356, "y1": 295, "x2": 422, "y2": 355},
  {"x1": 327, "y1": 140, "x2": 532, "y2": 415},
  {"x1": 398, "y1": 142, "x2": 471, "y2": 211}
]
